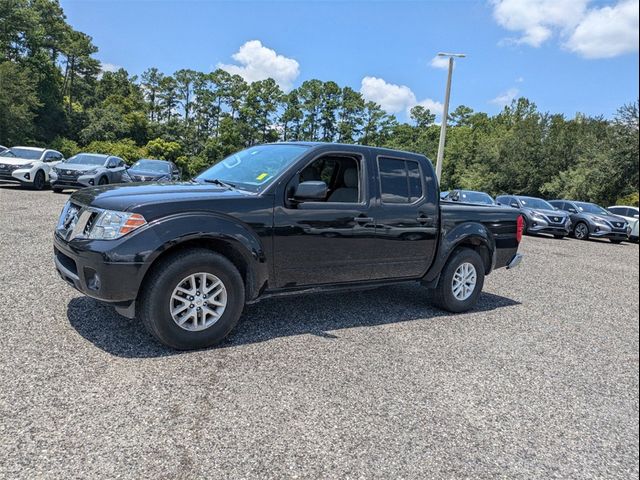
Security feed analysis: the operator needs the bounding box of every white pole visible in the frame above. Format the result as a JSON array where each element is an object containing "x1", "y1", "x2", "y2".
[{"x1": 435, "y1": 56, "x2": 454, "y2": 184}]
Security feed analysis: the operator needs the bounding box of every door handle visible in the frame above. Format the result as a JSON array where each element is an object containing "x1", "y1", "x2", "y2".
[
  {"x1": 417, "y1": 215, "x2": 431, "y2": 223},
  {"x1": 354, "y1": 216, "x2": 374, "y2": 224}
]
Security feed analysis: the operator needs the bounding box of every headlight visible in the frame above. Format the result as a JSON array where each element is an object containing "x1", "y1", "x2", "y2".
[
  {"x1": 88, "y1": 210, "x2": 147, "y2": 240},
  {"x1": 84, "y1": 169, "x2": 99, "y2": 175},
  {"x1": 532, "y1": 212, "x2": 546, "y2": 221},
  {"x1": 18, "y1": 163, "x2": 34, "y2": 170},
  {"x1": 590, "y1": 216, "x2": 608, "y2": 225}
]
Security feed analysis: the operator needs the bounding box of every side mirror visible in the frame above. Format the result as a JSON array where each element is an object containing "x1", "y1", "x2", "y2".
[
  {"x1": 634, "y1": 214, "x2": 639, "y2": 219},
  {"x1": 294, "y1": 181, "x2": 327, "y2": 201},
  {"x1": 569, "y1": 208, "x2": 577, "y2": 213},
  {"x1": 510, "y1": 202, "x2": 519, "y2": 208}
]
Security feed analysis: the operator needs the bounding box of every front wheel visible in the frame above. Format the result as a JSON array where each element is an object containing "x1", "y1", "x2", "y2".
[
  {"x1": 139, "y1": 249, "x2": 245, "y2": 350},
  {"x1": 574, "y1": 222, "x2": 590, "y2": 240},
  {"x1": 98, "y1": 176, "x2": 108, "y2": 186},
  {"x1": 430, "y1": 248, "x2": 485, "y2": 313},
  {"x1": 554, "y1": 235, "x2": 565, "y2": 239},
  {"x1": 32, "y1": 170, "x2": 46, "y2": 190},
  {"x1": 610, "y1": 239, "x2": 623, "y2": 244}
]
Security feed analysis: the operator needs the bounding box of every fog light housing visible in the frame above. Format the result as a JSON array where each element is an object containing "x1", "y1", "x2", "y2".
[
  {"x1": 84, "y1": 268, "x2": 101, "y2": 291},
  {"x1": 24, "y1": 173, "x2": 30, "y2": 180},
  {"x1": 89, "y1": 179, "x2": 94, "y2": 185}
]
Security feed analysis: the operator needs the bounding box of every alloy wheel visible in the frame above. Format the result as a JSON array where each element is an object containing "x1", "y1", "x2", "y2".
[
  {"x1": 169, "y1": 272, "x2": 227, "y2": 331},
  {"x1": 451, "y1": 262, "x2": 477, "y2": 301}
]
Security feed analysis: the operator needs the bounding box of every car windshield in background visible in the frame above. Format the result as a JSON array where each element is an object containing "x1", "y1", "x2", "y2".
[
  {"x1": 131, "y1": 159, "x2": 170, "y2": 173},
  {"x1": 459, "y1": 191, "x2": 495, "y2": 205},
  {"x1": 65, "y1": 154, "x2": 107, "y2": 166},
  {"x1": 520, "y1": 197, "x2": 554, "y2": 210},
  {"x1": 575, "y1": 202, "x2": 609, "y2": 215},
  {"x1": 1, "y1": 148, "x2": 43, "y2": 160},
  {"x1": 195, "y1": 144, "x2": 310, "y2": 192}
]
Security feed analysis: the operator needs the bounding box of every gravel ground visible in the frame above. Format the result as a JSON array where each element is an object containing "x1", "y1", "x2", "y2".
[{"x1": 0, "y1": 185, "x2": 638, "y2": 480}]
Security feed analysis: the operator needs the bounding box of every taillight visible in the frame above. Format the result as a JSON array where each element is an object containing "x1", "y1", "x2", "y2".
[{"x1": 516, "y1": 215, "x2": 524, "y2": 243}]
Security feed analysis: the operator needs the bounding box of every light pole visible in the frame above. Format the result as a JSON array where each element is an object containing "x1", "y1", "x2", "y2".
[{"x1": 435, "y1": 52, "x2": 466, "y2": 184}]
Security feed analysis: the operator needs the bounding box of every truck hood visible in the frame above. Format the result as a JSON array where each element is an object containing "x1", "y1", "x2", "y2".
[{"x1": 70, "y1": 181, "x2": 256, "y2": 212}]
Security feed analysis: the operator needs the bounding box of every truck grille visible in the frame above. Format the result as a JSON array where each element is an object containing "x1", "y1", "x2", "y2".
[
  {"x1": 56, "y1": 201, "x2": 99, "y2": 240},
  {"x1": 546, "y1": 215, "x2": 566, "y2": 225},
  {"x1": 56, "y1": 169, "x2": 81, "y2": 180}
]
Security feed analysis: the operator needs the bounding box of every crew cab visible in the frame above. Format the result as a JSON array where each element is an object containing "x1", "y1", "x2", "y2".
[{"x1": 53, "y1": 143, "x2": 523, "y2": 350}]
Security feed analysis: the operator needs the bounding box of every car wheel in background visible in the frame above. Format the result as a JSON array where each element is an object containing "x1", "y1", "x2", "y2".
[
  {"x1": 522, "y1": 217, "x2": 529, "y2": 235},
  {"x1": 98, "y1": 176, "x2": 108, "y2": 185},
  {"x1": 574, "y1": 222, "x2": 590, "y2": 240},
  {"x1": 610, "y1": 239, "x2": 623, "y2": 244},
  {"x1": 554, "y1": 235, "x2": 565, "y2": 239},
  {"x1": 32, "y1": 170, "x2": 45, "y2": 191},
  {"x1": 139, "y1": 249, "x2": 245, "y2": 350},
  {"x1": 430, "y1": 248, "x2": 485, "y2": 313},
  {"x1": 52, "y1": 187, "x2": 63, "y2": 193}
]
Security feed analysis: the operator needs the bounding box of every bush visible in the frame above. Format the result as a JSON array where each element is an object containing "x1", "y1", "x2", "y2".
[
  {"x1": 616, "y1": 192, "x2": 639, "y2": 207},
  {"x1": 50, "y1": 137, "x2": 80, "y2": 158},
  {"x1": 84, "y1": 139, "x2": 146, "y2": 164},
  {"x1": 145, "y1": 138, "x2": 182, "y2": 161}
]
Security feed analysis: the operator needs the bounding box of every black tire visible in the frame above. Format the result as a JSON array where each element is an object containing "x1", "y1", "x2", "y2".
[
  {"x1": 98, "y1": 176, "x2": 108, "y2": 185},
  {"x1": 554, "y1": 234, "x2": 565, "y2": 239},
  {"x1": 32, "y1": 170, "x2": 46, "y2": 190},
  {"x1": 610, "y1": 239, "x2": 623, "y2": 244},
  {"x1": 430, "y1": 248, "x2": 485, "y2": 313},
  {"x1": 522, "y1": 217, "x2": 529, "y2": 235},
  {"x1": 139, "y1": 249, "x2": 245, "y2": 350},
  {"x1": 574, "y1": 222, "x2": 590, "y2": 240},
  {"x1": 52, "y1": 187, "x2": 64, "y2": 193}
]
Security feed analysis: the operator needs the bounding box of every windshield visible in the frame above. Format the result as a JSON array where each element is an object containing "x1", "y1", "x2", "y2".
[
  {"x1": 575, "y1": 202, "x2": 609, "y2": 215},
  {"x1": 131, "y1": 159, "x2": 170, "y2": 173},
  {"x1": 195, "y1": 144, "x2": 310, "y2": 192},
  {"x1": 519, "y1": 197, "x2": 554, "y2": 210},
  {"x1": 457, "y1": 191, "x2": 495, "y2": 205},
  {"x1": 1, "y1": 148, "x2": 44, "y2": 160},
  {"x1": 65, "y1": 154, "x2": 107, "y2": 166}
]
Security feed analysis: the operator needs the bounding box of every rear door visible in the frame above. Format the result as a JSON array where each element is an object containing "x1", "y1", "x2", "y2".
[{"x1": 369, "y1": 155, "x2": 439, "y2": 278}]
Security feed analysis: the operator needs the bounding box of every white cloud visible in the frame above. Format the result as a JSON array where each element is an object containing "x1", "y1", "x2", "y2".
[
  {"x1": 491, "y1": 0, "x2": 638, "y2": 58},
  {"x1": 359, "y1": 76, "x2": 443, "y2": 118},
  {"x1": 217, "y1": 40, "x2": 300, "y2": 91},
  {"x1": 429, "y1": 55, "x2": 450, "y2": 70},
  {"x1": 566, "y1": 0, "x2": 639, "y2": 58},
  {"x1": 490, "y1": 87, "x2": 519, "y2": 106},
  {"x1": 100, "y1": 62, "x2": 121, "y2": 73}
]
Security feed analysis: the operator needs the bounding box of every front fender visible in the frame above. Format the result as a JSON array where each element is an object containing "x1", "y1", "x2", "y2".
[{"x1": 423, "y1": 221, "x2": 496, "y2": 284}]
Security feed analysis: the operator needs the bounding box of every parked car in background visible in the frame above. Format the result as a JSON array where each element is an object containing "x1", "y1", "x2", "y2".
[
  {"x1": 54, "y1": 142, "x2": 524, "y2": 350},
  {"x1": 0, "y1": 146, "x2": 64, "y2": 190},
  {"x1": 607, "y1": 205, "x2": 639, "y2": 243},
  {"x1": 127, "y1": 159, "x2": 181, "y2": 182},
  {"x1": 549, "y1": 200, "x2": 630, "y2": 243},
  {"x1": 496, "y1": 195, "x2": 571, "y2": 238},
  {"x1": 0, "y1": 145, "x2": 8, "y2": 154},
  {"x1": 442, "y1": 189, "x2": 496, "y2": 206},
  {"x1": 50, "y1": 153, "x2": 128, "y2": 192}
]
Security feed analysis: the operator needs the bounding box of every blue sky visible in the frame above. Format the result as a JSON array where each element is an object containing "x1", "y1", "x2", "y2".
[{"x1": 60, "y1": 0, "x2": 639, "y2": 121}]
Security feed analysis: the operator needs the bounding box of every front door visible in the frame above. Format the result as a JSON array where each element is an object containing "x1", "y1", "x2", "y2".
[{"x1": 272, "y1": 152, "x2": 377, "y2": 287}]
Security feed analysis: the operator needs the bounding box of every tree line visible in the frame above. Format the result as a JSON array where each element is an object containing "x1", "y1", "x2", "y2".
[{"x1": 1, "y1": 0, "x2": 638, "y2": 205}]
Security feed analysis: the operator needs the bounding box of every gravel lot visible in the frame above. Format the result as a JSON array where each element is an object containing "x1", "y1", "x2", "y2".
[{"x1": 0, "y1": 185, "x2": 638, "y2": 479}]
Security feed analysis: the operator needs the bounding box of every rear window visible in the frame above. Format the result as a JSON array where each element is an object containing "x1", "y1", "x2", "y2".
[{"x1": 378, "y1": 157, "x2": 423, "y2": 204}]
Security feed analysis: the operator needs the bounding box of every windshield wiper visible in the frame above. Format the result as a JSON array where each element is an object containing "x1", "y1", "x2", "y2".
[{"x1": 201, "y1": 178, "x2": 237, "y2": 189}]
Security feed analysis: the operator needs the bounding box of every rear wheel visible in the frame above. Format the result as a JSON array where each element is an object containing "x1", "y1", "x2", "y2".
[
  {"x1": 139, "y1": 249, "x2": 245, "y2": 350},
  {"x1": 574, "y1": 222, "x2": 590, "y2": 240},
  {"x1": 32, "y1": 170, "x2": 45, "y2": 190},
  {"x1": 610, "y1": 239, "x2": 623, "y2": 244},
  {"x1": 430, "y1": 248, "x2": 485, "y2": 313},
  {"x1": 52, "y1": 187, "x2": 63, "y2": 193}
]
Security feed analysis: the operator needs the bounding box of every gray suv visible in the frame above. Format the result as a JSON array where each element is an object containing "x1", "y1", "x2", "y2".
[
  {"x1": 549, "y1": 200, "x2": 630, "y2": 243},
  {"x1": 496, "y1": 195, "x2": 571, "y2": 238},
  {"x1": 50, "y1": 153, "x2": 129, "y2": 192}
]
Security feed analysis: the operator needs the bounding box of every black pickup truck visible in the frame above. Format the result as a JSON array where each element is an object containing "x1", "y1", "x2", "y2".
[{"x1": 54, "y1": 143, "x2": 523, "y2": 349}]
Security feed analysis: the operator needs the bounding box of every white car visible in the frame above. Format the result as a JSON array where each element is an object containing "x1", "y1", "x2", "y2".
[
  {"x1": 0, "y1": 146, "x2": 65, "y2": 190},
  {"x1": 607, "y1": 206, "x2": 639, "y2": 242}
]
